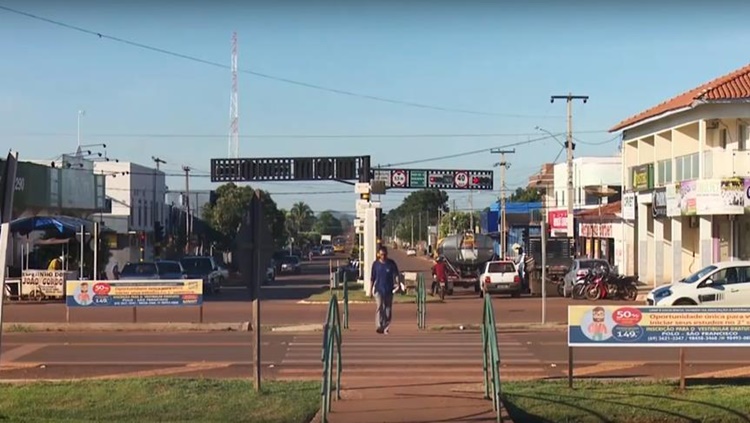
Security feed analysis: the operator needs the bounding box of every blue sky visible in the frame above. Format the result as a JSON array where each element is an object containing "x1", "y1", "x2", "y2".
[{"x1": 2, "y1": 1, "x2": 750, "y2": 213}]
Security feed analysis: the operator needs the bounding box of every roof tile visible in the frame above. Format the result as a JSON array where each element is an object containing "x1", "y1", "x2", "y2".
[{"x1": 610, "y1": 63, "x2": 750, "y2": 132}]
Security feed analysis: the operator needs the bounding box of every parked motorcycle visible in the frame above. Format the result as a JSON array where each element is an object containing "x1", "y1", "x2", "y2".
[{"x1": 584, "y1": 268, "x2": 639, "y2": 301}]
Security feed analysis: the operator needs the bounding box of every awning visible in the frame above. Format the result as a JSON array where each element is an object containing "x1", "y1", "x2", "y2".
[{"x1": 9, "y1": 216, "x2": 111, "y2": 236}]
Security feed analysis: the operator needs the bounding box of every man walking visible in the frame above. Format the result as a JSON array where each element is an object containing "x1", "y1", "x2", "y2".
[{"x1": 369, "y1": 245, "x2": 400, "y2": 334}]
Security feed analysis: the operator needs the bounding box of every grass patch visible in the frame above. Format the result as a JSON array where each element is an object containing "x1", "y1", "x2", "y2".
[
  {"x1": 503, "y1": 379, "x2": 750, "y2": 423},
  {"x1": 0, "y1": 379, "x2": 319, "y2": 423},
  {"x1": 5, "y1": 324, "x2": 33, "y2": 333},
  {"x1": 304, "y1": 283, "x2": 442, "y2": 303}
]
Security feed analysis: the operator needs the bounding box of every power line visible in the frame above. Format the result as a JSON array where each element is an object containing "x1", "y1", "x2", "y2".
[
  {"x1": 573, "y1": 133, "x2": 622, "y2": 146},
  {"x1": 0, "y1": 5, "x2": 560, "y2": 119},
  {"x1": 2, "y1": 130, "x2": 610, "y2": 139},
  {"x1": 379, "y1": 134, "x2": 557, "y2": 167}
]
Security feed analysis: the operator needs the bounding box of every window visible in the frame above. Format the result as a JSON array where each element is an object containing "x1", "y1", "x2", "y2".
[
  {"x1": 675, "y1": 153, "x2": 699, "y2": 181},
  {"x1": 555, "y1": 191, "x2": 559, "y2": 207},
  {"x1": 657, "y1": 159, "x2": 672, "y2": 186},
  {"x1": 488, "y1": 262, "x2": 516, "y2": 273},
  {"x1": 739, "y1": 123, "x2": 748, "y2": 151},
  {"x1": 138, "y1": 200, "x2": 143, "y2": 227}
]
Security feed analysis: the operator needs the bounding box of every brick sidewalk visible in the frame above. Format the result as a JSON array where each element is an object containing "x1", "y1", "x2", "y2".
[{"x1": 324, "y1": 378, "x2": 509, "y2": 423}]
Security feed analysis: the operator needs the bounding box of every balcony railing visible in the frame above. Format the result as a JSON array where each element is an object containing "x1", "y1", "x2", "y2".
[{"x1": 703, "y1": 150, "x2": 750, "y2": 179}]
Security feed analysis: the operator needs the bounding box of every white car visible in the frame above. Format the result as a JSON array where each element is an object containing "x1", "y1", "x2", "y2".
[
  {"x1": 646, "y1": 260, "x2": 750, "y2": 306},
  {"x1": 406, "y1": 248, "x2": 417, "y2": 256},
  {"x1": 480, "y1": 260, "x2": 521, "y2": 298}
]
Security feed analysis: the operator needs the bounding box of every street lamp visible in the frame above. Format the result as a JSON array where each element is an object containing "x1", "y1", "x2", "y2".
[{"x1": 77, "y1": 110, "x2": 86, "y2": 148}]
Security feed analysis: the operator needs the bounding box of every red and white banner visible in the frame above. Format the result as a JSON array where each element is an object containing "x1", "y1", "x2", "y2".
[{"x1": 547, "y1": 209, "x2": 568, "y2": 232}]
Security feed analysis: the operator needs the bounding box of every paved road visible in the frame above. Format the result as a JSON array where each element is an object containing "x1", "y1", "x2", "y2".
[
  {"x1": 2, "y1": 250, "x2": 628, "y2": 327},
  {"x1": 2, "y1": 328, "x2": 749, "y2": 382}
]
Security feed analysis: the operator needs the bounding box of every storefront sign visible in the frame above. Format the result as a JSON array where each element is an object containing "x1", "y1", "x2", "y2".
[
  {"x1": 569, "y1": 305, "x2": 750, "y2": 347},
  {"x1": 631, "y1": 164, "x2": 653, "y2": 192},
  {"x1": 547, "y1": 209, "x2": 568, "y2": 232},
  {"x1": 745, "y1": 178, "x2": 750, "y2": 211},
  {"x1": 621, "y1": 192, "x2": 636, "y2": 220},
  {"x1": 65, "y1": 280, "x2": 203, "y2": 307},
  {"x1": 21, "y1": 270, "x2": 73, "y2": 298},
  {"x1": 652, "y1": 187, "x2": 667, "y2": 218},
  {"x1": 578, "y1": 222, "x2": 613, "y2": 238},
  {"x1": 667, "y1": 178, "x2": 746, "y2": 216}
]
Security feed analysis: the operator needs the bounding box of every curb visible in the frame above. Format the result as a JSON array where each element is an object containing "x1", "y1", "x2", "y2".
[{"x1": 2, "y1": 322, "x2": 251, "y2": 333}]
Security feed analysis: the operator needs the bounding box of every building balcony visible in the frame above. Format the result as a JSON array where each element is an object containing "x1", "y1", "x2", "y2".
[{"x1": 703, "y1": 150, "x2": 750, "y2": 179}]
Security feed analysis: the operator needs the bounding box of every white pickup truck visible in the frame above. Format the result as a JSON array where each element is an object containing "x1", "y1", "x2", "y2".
[{"x1": 479, "y1": 260, "x2": 521, "y2": 298}]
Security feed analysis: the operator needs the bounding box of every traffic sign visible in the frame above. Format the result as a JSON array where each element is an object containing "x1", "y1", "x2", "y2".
[
  {"x1": 373, "y1": 169, "x2": 391, "y2": 187},
  {"x1": 409, "y1": 170, "x2": 427, "y2": 188},
  {"x1": 454, "y1": 172, "x2": 469, "y2": 188},
  {"x1": 210, "y1": 155, "x2": 371, "y2": 182},
  {"x1": 469, "y1": 171, "x2": 494, "y2": 190},
  {"x1": 391, "y1": 170, "x2": 407, "y2": 187}
]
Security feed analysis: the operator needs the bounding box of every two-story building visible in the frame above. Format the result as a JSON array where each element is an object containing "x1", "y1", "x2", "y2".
[
  {"x1": 612, "y1": 63, "x2": 750, "y2": 287},
  {"x1": 94, "y1": 161, "x2": 166, "y2": 268}
]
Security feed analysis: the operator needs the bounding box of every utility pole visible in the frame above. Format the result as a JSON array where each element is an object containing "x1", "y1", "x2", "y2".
[
  {"x1": 182, "y1": 166, "x2": 192, "y2": 254},
  {"x1": 492, "y1": 148, "x2": 515, "y2": 259},
  {"x1": 410, "y1": 215, "x2": 414, "y2": 246},
  {"x1": 551, "y1": 93, "x2": 588, "y2": 237},
  {"x1": 469, "y1": 190, "x2": 474, "y2": 233},
  {"x1": 151, "y1": 157, "x2": 166, "y2": 259}
]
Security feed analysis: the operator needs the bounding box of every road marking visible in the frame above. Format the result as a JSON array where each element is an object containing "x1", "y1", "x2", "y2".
[
  {"x1": 283, "y1": 351, "x2": 535, "y2": 358},
  {"x1": 90, "y1": 362, "x2": 233, "y2": 379},
  {"x1": 573, "y1": 362, "x2": 647, "y2": 376},
  {"x1": 690, "y1": 366, "x2": 750, "y2": 378},
  {"x1": 0, "y1": 344, "x2": 48, "y2": 364},
  {"x1": 288, "y1": 342, "x2": 520, "y2": 347}
]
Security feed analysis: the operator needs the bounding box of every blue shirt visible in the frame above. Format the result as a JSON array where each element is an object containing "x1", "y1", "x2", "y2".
[{"x1": 371, "y1": 259, "x2": 400, "y2": 295}]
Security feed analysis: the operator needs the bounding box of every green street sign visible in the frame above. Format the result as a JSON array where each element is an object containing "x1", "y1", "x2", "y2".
[{"x1": 409, "y1": 170, "x2": 426, "y2": 188}]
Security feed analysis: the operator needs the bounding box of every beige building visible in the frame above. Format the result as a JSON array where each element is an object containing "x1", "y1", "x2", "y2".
[{"x1": 612, "y1": 63, "x2": 750, "y2": 287}]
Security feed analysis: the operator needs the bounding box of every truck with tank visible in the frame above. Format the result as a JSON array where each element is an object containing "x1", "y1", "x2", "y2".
[{"x1": 433, "y1": 231, "x2": 497, "y2": 295}]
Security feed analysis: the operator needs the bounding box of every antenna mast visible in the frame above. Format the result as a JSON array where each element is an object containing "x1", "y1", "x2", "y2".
[{"x1": 228, "y1": 32, "x2": 239, "y2": 158}]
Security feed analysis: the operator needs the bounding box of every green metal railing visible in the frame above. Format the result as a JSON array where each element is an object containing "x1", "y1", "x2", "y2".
[
  {"x1": 416, "y1": 273, "x2": 427, "y2": 329},
  {"x1": 481, "y1": 294, "x2": 502, "y2": 423},
  {"x1": 342, "y1": 272, "x2": 349, "y2": 329},
  {"x1": 321, "y1": 295, "x2": 343, "y2": 423}
]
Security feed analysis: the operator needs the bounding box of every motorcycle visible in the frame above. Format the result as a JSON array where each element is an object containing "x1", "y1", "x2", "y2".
[
  {"x1": 572, "y1": 270, "x2": 598, "y2": 300},
  {"x1": 585, "y1": 268, "x2": 639, "y2": 301},
  {"x1": 432, "y1": 273, "x2": 446, "y2": 300}
]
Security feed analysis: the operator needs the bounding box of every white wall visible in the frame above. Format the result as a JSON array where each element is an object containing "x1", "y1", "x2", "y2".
[
  {"x1": 94, "y1": 161, "x2": 166, "y2": 233},
  {"x1": 554, "y1": 156, "x2": 622, "y2": 209}
]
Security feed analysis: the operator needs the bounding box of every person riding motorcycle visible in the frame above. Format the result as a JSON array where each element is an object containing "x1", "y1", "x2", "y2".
[{"x1": 431, "y1": 256, "x2": 448, "y2": 296}]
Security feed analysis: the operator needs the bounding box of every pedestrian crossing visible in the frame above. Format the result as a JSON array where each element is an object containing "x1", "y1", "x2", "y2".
[{"x1": 273, "y1": 330, "x2": 549, "y2": 380}]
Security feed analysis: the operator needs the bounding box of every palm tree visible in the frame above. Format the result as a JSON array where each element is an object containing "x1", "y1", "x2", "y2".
[{"x1": 286, "y1": 202, "x2": 315, "y2": 244}]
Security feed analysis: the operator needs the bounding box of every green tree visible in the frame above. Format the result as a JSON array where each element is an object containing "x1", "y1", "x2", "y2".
[
  {"x1": 202, "y1": 183, "x2": 286, "y2": 250},
  {"x1": 313, "y1": 211, "x2": 343, "y2": 236},
  {"x1": 385, "y1": 189, "x2": 449, "y2": 242},
  {"x1": 285, "y1": 201, "x2": 315, "y2": 244},
  {"x1": 509, "y1": 187, "x2": 542, "y2": 202},
  {"x1": 438, "y1": 211, "x2": 480, "y2": 238}
]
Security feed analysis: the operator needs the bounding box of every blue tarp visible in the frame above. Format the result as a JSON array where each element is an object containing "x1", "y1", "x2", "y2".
[{"x1": 9, "y1": 216, "x2": 95, "y2": 236}]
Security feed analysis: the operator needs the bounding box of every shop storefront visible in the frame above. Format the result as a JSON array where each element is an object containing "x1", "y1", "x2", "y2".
[{"x1": 576, "y1": 202, "x2": 623, "y2": 267}]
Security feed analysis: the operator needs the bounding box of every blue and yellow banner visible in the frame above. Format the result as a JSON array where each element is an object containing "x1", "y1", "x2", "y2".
[
  {"x1": 65, "y1": 280, "x2": 203, "y2": 307},
  {"x1": 568, "y1": 306, "x2": 750, "y2": 347}
]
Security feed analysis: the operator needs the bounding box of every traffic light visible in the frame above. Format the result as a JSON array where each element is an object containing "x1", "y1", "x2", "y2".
[
  {"x1": 154, "y1": 221, "x2": 164, "y2": 243},
  {"x1": 360, "y1": 192, "x2": 370, "y2": 202}
]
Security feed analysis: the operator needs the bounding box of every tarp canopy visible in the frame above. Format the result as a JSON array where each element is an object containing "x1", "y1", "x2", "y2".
[{"x1": 9, "y1": 216, "x2": 110, "y2": 236}]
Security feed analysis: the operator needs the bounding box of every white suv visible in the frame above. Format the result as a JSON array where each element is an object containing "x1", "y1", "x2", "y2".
[{"x1": 647, "y1": 260, "x2": 750, "y2": 306}]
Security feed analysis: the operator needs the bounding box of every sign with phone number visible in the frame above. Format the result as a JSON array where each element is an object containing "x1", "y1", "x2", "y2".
[
  {"x1": 65, "y1": 280, "x2": 203, "y2": 307},
  {"x1": 568, "y1": 306, "x2": 750, "y2": 347}
]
